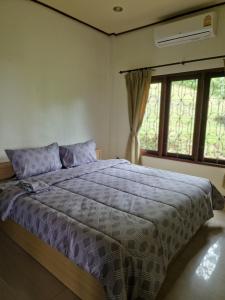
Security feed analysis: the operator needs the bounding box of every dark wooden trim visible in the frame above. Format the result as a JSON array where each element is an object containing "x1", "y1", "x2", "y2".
[
  {"x1": 142, "y1": 68, "x2": 225, "y2": 167},
  {"x1": 30, "y1": 0, "x2": 225, "y2": 37},
  {"x1": 193, "y1": 72, "x2": 205, "y2": 162},
  {"x1": 198, "y1": 73, "x2": 211, "y2": 161},
  {"x1": 203, "y1": 157, "x2": 225, "y2": 166},
  {"x1": 30, "y1": 0, "x2": 109, "y2": 36},
  {"x1": 165, "y1": 153, "x2": 193, "y2": 160},
  {"x1": 141, "y1": 149, "x2": 158, "y2": 156},
  {"x1": 162, "y1": 76, "x2": 171, "y2": 156},
  {"x1": 158, "y1": 78, "x2": 167, "y2": 156},
  {"x1": 165, "y1": 73, "x2": 200, "y2": 81},
  {"x1": 115, "y1": 2, "x2": 225, "y2": 36}
]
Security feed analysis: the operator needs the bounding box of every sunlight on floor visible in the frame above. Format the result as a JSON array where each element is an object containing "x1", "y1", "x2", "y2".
[{"x1": 196, "y1": 241, "x2": 220, "y2": 280}]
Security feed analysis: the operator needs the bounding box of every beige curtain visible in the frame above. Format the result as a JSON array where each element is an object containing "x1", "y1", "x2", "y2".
[{"x1": 125, "y1": 69, "x2": 152, "y2": 164}]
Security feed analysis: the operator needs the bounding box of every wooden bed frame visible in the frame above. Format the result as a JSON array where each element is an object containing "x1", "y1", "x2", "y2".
[{"x1": 0, "y1": 149, "x2": 106, "y2": 300}]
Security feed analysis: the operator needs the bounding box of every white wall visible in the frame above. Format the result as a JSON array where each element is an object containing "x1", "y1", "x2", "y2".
[
  {"x1": 0, "y1": 0, "x2": 225, "y2": 194},
  {"x1": 110, "y1": 6, "x2": 225, "y2": 194},
  {"x1": 0, "y1": 0, "x2": 112, "y2": 160}
]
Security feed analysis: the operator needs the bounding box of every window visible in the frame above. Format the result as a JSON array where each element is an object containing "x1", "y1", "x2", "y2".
[
  {"x1": 140, "y1": 83, "x2": 161, "y2": 152},
  {"x1": 204, "y1": 77, "x2": 225, "y2": 160},
  {"x1": 167, "y1": 79, "x2": 198, "y2": 156},
  {"x1": 140, "y1": 68, "x2": 225, "y2": 167}
]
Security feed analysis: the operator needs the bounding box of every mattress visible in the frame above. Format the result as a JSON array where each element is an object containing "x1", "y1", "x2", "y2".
[{"x1": 0, "y1": 159, "x2": 224, "y2": 300}]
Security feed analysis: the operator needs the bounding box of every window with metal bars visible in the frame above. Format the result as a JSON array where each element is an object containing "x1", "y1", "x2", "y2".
[{"x1": 140, "y1": 68, "x2": 225, "y2": 167}]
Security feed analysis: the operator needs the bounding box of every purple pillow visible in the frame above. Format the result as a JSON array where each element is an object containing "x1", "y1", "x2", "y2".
[
  {"x1": 5, "y1": 143, "x2": 62, "y2": 179},
  {"x1": 59, "y1": 140, "x2": 97, "y2": 168}
]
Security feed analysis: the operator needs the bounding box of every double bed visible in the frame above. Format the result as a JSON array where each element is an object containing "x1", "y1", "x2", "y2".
[{"x1": 0, "y1": 156, "x2": 224, "y2": 300}]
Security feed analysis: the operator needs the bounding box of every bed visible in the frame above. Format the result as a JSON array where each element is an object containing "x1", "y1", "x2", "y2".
[{"x1": 0, "y1": 157, "x2": 224, "y2": 300}]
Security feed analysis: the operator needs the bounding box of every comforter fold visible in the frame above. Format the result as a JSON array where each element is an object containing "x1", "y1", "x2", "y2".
[{"x1": 0, "y1": 179, "x2": 50, "y2": 221}]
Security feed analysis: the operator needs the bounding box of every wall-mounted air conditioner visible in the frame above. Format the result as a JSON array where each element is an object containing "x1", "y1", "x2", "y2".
[{"x1": 154, "y1": 12, "x2": 216, "y2": 48}]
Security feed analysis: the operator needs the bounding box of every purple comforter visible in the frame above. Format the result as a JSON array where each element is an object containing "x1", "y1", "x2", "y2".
[{"x1": 0, "y1": 159, "x2": 224, "y2": 300}]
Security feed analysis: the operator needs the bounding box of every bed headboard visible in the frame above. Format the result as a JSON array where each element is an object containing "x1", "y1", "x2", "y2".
[
  {"x1": 0, "y1": 162, "x2": 14, "y2": 181},
  {"x1": 0, "y1": 149, "x2": 102, "y2": 181}
]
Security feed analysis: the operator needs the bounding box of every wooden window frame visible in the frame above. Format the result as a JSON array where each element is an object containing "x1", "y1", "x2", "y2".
[{"x1": 141, "y1": 68, "x2": 225, "y2": 168}]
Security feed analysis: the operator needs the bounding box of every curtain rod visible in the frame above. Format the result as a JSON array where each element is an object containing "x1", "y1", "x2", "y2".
[{"x1": 119, "y1": 54, "x2": 225, "y2": 74}]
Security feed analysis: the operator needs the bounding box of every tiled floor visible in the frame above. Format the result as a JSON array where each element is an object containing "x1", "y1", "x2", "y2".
[
  {"x1": 0, "y1": 210, "x2": 225, "y2": 300},
  {"x1": 158, "y1": 210, "x2": 225, "y2": 300}
]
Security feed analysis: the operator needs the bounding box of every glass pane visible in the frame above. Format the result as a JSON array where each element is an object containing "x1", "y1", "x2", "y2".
[
  {"x1": 167, "y1": 79, "x2": 198, "y2": 155},
  {"x1": 139, "y1": 83, "x2": 161, "y2": 151},
  {"x1": 204, "y1": 76, "x2": 225, "y2": 160}
]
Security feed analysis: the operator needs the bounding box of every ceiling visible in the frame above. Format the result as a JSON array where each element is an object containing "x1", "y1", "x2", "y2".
[{"x1": 38, "y1": 0, "x2": 224, "y2": 34}]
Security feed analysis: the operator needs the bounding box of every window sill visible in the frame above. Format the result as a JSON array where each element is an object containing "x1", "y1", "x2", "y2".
[{"x1": 141, "y1": 153, "x2": 225, "y2": 169}]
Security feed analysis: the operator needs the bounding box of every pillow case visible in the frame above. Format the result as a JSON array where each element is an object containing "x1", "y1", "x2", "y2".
[
  {"x1": 59, "y1": 140, "x2": 96, "y2": 168},
  {"x1": 5, "y1": 143, "x2": 62, "y2": 179}
]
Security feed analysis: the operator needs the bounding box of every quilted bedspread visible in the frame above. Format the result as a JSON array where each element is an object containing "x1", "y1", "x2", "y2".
[{"x1": 0, "y1": 159, "x2": 224, "y2": 300}]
